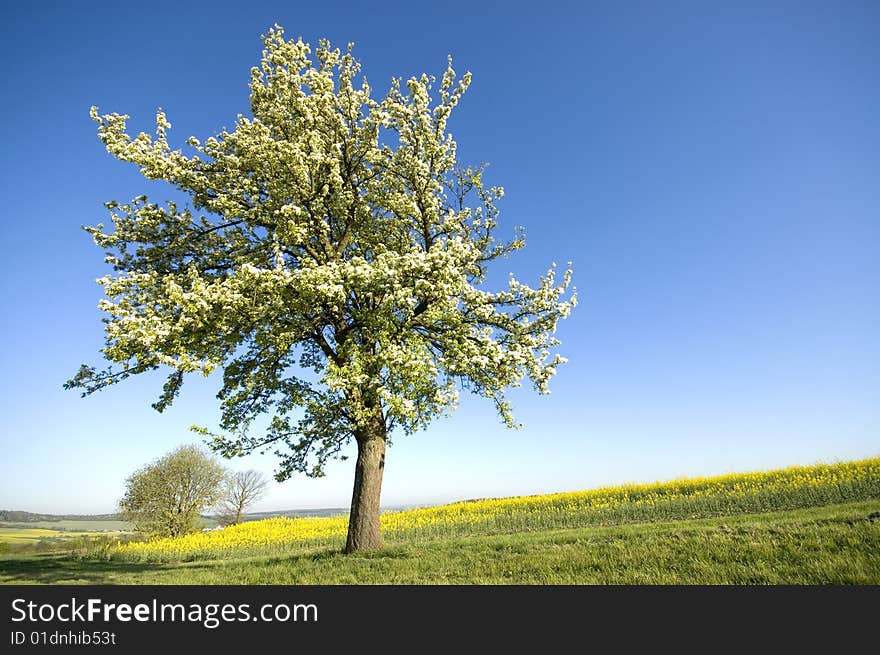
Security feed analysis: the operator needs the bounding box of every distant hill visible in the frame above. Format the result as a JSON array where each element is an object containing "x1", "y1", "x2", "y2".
[
  {"x1": 232, "y1": 504, "x2": 428, "y2": 522},
  {"x1": 2, "y1": 504, "x2": 425, "y2": 525},
  {"x1": 236, "y1": 508, "x2": 349, "y2": 522},
  {"x1": 0, "y1": 510, "x2": 121, "y2": 523}
]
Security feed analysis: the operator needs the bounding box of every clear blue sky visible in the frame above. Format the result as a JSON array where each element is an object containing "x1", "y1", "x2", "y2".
[{"x1": 1, "y1": 1, "x2": 877, "y2": 514}]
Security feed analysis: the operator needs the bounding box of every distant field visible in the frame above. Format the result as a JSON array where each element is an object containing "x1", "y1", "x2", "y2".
[
  {"x1": 0, "y1": 520, "x2": 131, "y2": 532},
  {"x1": 0, "y1": 520, "x2": 133, "y2": 552},
  {"x1": 0, "y1": 527, "x2": 124, "y2": 546}
]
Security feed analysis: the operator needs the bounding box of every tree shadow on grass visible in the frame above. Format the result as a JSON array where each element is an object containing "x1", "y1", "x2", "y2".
[
  {"x1": 0, "y1": 553, "x2": 165, "y2": 585},
  {"x1": 0, "y1": 544, "x2": 416, "y2": 585},
  {"x1": 0, "y1": 547, "x2": 351, "y2": 585}
]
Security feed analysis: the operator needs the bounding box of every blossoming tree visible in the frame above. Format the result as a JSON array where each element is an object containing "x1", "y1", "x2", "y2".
[{"x1": 68, "y1": 27, "x2": 576, "y2": 552}]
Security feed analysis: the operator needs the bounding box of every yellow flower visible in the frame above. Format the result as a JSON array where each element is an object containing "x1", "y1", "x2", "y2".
[{"x1": 113, "y1": 457, "x2": 880, "y2": 562}]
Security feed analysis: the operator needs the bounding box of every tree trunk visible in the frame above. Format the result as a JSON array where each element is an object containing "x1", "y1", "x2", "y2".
[{"x1": 345, "y1": 423, "x2": 387, "y2": 553}]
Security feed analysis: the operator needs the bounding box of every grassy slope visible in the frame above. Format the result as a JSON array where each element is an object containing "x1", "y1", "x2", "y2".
[{"x1": 2, "y1": 500, "x2": 877, "y2": 585}]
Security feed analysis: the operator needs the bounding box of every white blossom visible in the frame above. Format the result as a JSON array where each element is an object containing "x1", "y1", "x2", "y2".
[{"x1": 69, "y1": 27, "x2": 576, "y2": 479}]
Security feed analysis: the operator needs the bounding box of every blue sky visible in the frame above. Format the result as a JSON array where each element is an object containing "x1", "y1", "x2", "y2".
[{"x1": 1, "y1": 1, "x2": 877, "y2": 514}]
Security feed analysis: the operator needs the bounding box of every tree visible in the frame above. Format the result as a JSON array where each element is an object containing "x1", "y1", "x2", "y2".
[
  {"x1": 119, "y1": 445, "x2": 227, "y2": 537},
  {"x1": 217, "y1": 469, "x2": 269, "y2": 526},
  {"x1": 67, "y1": 26, "x2": 576, "y2": 552}
]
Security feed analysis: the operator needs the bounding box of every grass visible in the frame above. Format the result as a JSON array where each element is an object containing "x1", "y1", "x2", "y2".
[
  {"x1": 0, "y1": 501, "x2": 877, "y2": 584},
  {"x1": 2, "y1": 457, "x2": 877, "y2": 584}
]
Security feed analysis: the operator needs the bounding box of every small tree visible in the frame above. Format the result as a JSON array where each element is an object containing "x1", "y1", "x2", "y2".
[
  {"x1": 217, "y1": 469, "x2": 269, "y2": 526},
  {"x1": 119, "y1": 445, "x2": 227, "y2": 537},
  {"x1": 69, "y1": 27, "x2": 575, "y2": 552}
]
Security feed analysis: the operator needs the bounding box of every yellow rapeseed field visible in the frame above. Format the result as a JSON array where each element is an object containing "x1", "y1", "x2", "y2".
[{"x1": 113, "y1": 457, "x2": 880, "y2": 562}]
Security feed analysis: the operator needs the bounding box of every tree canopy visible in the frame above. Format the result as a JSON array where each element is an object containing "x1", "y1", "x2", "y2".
[
  {"x1": 68, "y1": 27, "x2": 575, "y2": 550},
  {"x1": 119, "y1": 445, "x2": 227, "y2": 537}
]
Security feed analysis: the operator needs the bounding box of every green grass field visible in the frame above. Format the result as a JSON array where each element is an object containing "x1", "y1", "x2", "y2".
[
  {"x1": 1, "y1": 458, "x2": 877, "y2": 584},
  {"x1": 0, "y1": 501, "x2": 877, "y2": 584}
]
